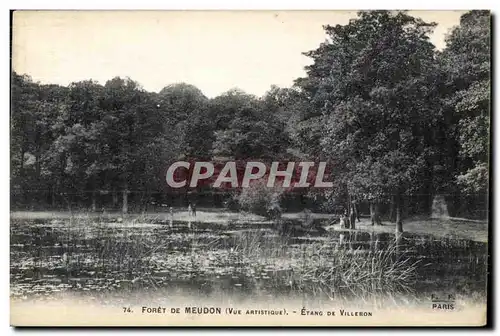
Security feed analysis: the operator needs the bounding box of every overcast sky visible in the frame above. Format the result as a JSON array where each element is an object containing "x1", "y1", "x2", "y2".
[{"x1": 12, "y1": 10, "x2": 466, "y2": 98}]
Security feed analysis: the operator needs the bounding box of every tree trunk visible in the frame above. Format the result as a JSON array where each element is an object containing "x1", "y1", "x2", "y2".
[
  {"x1": 370, "y1": 203, "x2": 375, "y2": 225},
  {"x1": 395, "y1": 194, "x2": 403, "y2": 233},
  {"x1": 346, "y1": 194, "x2": 355, "y2": 229},
  {"x1": 349, "y1": 205, "x2": 356, "y2": 230},
  {"x1": 50, "y1": 184, "x2": 58, "y2": 209},
  {"x1": 140, "y1": 190, "x2": 149, "y2": 213},
  {"x1": 112, "y1": 190, "x2": 118, "y2": 208},
  {"x1": 352, "y1": 201, "x2": 360, "y2": 222},
  {"x1": 91, "y1": 190, "x2": 97, "y2": 212},
  {"x1": 370, "y1": 202, "x2": 382, "y2": 225},
  {"x1": 389, "y1": 196, "x2": 396, "y2": 222},
  {"x1": 122, "y1": 184, "x2": 128, "y2": 214}
]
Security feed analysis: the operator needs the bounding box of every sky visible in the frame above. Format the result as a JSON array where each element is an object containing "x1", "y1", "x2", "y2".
[{"x1": 12, "y1": 10, "x2": 466, "y2": 98}]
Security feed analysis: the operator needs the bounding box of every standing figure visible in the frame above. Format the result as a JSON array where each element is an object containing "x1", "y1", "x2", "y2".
[
  {"x1": 339, "y1": 215, "x2": 346, "y2": 229},
  {"x1": 192, "y1": 203, "x2": 197, "y2": 217},
  {"x1": 339, "y1": 210, "x2": 349, "y2": 229},
  {"x1": 187, "y1": 203, "x2": 193, "y2": 217}
]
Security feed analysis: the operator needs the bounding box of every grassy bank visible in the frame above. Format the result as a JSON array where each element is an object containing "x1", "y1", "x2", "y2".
[
  {"x1": 333, "y1": 218, "x2": 489, "y2": 243},
  {"x1": 10, "y1": 209, "x2": 488, "y2": 242}
]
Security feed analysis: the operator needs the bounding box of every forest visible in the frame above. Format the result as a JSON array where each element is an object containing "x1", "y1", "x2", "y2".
[{"x1": 11, "y1": 10, "x2": 490, "y2": 232}]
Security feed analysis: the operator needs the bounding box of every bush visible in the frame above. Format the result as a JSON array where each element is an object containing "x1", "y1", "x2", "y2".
[
  {"x1": 237, "y1": 180, "x2": 283, "y2": 219},
  {"x1": 223, "y1": 193, "x2": 241, "y2": 211}
]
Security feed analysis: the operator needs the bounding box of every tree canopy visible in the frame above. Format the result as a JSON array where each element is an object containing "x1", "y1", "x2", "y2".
[{"x1": 11, "y1": 10, "x2": 490, "y2": 226}]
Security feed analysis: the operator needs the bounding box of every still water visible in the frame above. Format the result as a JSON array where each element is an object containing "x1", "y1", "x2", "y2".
[{"x1": 10, "y1": 218, "x2": 487, "y2": 306}]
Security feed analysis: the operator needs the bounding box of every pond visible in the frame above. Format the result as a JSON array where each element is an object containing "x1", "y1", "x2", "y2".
[{"x1": 10, "y1": 217, "x2": 488, "y2": 308}]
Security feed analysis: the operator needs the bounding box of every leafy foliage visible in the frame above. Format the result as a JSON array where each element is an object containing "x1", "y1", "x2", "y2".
[
  {"x1": 438, "y1": 10, "x2": 490, "y2": 194},
  {"x1": 237, "y1": 179, "x2": 283, "y2": 218},
  {"x1": 10, "y1": 10, "x2": 490, "y2": 222}
]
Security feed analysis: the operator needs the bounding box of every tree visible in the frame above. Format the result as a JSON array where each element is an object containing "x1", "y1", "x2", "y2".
[
  {"x1": 211, "y1": 89, "x2": 289, "y2": 160},
  {"x1": 157, "y1": 83, "x2": 212, "y2": 159},
  {"x1": 297, "y1": 11, "x2": 440, "y2": 232},
  {"x1": 11, "y1": 73, "x2": 70, "y2": 208},
  {"x1": 99, "y1": 77, "x2": 181, "y2": 213},
  {"x1": 439, "y1": 11, "x2": 490, "y2": 196}
]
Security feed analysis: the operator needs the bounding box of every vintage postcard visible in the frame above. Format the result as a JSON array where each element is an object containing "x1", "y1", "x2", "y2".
[{"x1": 10, "y1": 10, "x2": 490, "y2": 326}]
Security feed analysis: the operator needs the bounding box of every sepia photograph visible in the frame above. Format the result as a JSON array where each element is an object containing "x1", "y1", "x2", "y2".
[{"x1": 10, "y1": 9, "x2": 490, "y2": 326}]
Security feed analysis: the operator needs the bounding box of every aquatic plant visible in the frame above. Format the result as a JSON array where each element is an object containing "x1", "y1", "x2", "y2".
[{"x1": 229, "y1": 229, "x2": 420, "y2": 299}]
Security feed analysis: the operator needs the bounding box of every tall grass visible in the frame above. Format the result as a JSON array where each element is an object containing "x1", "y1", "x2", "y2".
[
  {"x1": 229, "y1": 229, "x2": 420, "y2": 301},
  {"x1": 230, "y1": 229, "x2": 289, "y2": 260},
  {"x1": 48, "y1": 214, "x2": 163, "y2": 282}
]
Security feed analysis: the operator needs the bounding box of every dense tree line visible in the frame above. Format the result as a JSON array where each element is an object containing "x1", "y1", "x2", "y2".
[{"x1": 11, "y1": 11, "x2": 490, "y2": 229}]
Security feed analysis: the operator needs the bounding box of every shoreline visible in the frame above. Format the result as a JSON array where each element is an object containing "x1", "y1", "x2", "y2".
[{"x1": 10, "y1": 209, "x2": 488, "y2": 243}]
